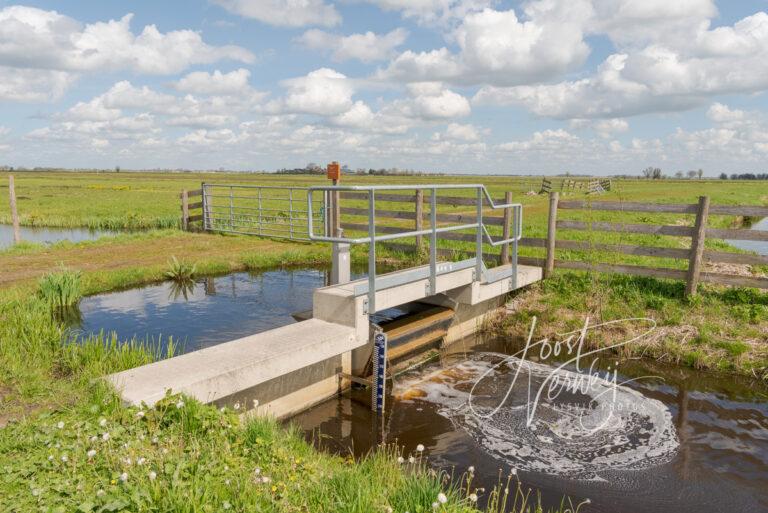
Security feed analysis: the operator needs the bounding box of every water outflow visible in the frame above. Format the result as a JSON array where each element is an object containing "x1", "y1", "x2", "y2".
[{"x1": 395, "y1": 353, "x2": 679, "y2": 479}]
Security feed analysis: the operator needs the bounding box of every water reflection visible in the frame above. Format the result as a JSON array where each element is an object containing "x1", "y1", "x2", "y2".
[
  {"x1": 70, "y1": 267, "x2": 372, "y2": 353},
  {"x1": 69, "y1": 269, "x2": 336, "y2": 352}
]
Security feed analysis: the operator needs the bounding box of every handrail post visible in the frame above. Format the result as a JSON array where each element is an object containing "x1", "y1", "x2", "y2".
[
  {"x1": 685, "y1": 196, "x2": 710, "y2": 296},
  {"x1": 501, "y1": 191, "x2": 512, "y2": 264},
  {"x1": 475, "y1": 187, "x2": 483, "y2": 280},
  {"x1": 429, "y1": 189, "x2": 437, "y2": 295},
  {"x1": 415, "y1": 189, "x2": 424, "y2": 251},
  {"x1": 367, "y1": 190, "x2": 376, "y2": 314},
  {"x1": 545, "y1": 192, "x2": 559, "y2": 278}
]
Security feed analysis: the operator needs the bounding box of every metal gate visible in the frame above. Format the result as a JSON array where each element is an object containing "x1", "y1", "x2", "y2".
[{"x1": 201, "y1": 184, "x2": 324, "y2": 241}]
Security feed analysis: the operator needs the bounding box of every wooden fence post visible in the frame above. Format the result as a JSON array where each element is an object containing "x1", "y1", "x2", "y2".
[
  {"x1": 544, "y1": 192, "x2": 559, "y2": 278},
  {"x1": 501, "y1": 191, "x2": 512, "y2": 264},
  {"x1": 415, "y1": 189, "x2": 424, "y2": 250},
  {"x1": 685, "y1": 196, "x2": 710, "y2": 296},
  {"x1": 8, "y1": 175, "x2": 21, "y2": 244},
  {"x1": 180, "y1": 189, "x2": 189, "y2": 231}
]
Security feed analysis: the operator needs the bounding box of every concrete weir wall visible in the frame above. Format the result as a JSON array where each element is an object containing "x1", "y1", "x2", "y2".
[{"x1": 107, "y1": 263, "x2": 541, "y2": 419}]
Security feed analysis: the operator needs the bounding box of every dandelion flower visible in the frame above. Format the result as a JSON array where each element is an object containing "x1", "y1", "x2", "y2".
[
  {"x1": 119, "y1": 472, "x2": 128, "y2": 483},
  {"x1": 87, "y1": 449, "x2": 97, "y2": 459},
  {"x1": 47, "y1": 455, "x2": 54, "y2": 461},
  {"x1": 101, "y1": 432, "x2": 110, "y2": 441},
  {"x1": 469, "y1": 493, "x2": 478, "y2": 503},
  {"x1": 233, "y1": 402, "x2": 240, "y2": 411},
  {"x1": 90, "y1": 435, "x2": 98, "y2": 443},
  {"x1": 96, "y1": 489, "x2": 105, "y2": 497},
  {"x1": 254, "y1": 467, "x2": 261, "y2": 476},
  {"x1": 437, "y1": 493, "x2": 447, "y2": 504},
  {"x1": 510, "y1": 468, "x2": 517, "y2": 476},
  {"x1": 408, "y1": 456, "x2": 415, "y2": 464},
  {"x1": 176, "y1": 400, "x2": 185, "y2": 409},
  {"x1": 416, "y1": 444, "x2": 425, "y2": 452},
  {"x1": 136, "y1": 411, "x2": 145, "y2": 419},
  {"x1": 31, "y1": 488, "x2": 40, "y2": 497},
  {"x1": 149, "y1": 471, "x2": 157, "y2": 481},
  {"x1": 56, "y1": 421, "x2": 65, "y2": 429},
  {"x1": 468, "y1": 466, "x2": 475, "y2": 473},
  {"x1": 152, "y1": 436, "x2": 159, "y2": 444},
  {"x1": 137, "y1": 457, "x2": 146, "y2": 466},
  {"x1": 397, "y1": 456, "x2": 404, "y2": 464},
  {"x1": 99, "y1": 418, "x2": 107, "y2": 427},
  {"x1": 432, "y1": 502, "x2": 438, "y2": 509},
  {"x1": 61, "y1": 455, "x2": 68, "y2": 463},
  {"x1": 386, "y1": 507, "x2": 393, "y2": 513}
]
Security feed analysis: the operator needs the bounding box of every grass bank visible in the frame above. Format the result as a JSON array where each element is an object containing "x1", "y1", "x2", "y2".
[{"x1": 489, "y1": 271, "x2": 768, "y2": 382}]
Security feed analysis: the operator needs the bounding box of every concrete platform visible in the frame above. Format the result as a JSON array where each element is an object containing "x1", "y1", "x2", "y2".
[{"x1": 107, "y1": 319, "x2": 359, "y2": 408}]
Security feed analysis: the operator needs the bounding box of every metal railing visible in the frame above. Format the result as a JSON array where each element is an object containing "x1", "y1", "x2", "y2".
[
  {"x1": 307, "y1": 184, "x2": 523, "y2": 314},
  {"x1": 201, "y1": 184, "x2": 324, "y2": 241}
]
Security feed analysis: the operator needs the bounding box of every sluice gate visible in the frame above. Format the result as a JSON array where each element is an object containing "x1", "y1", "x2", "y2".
[{"x1": 108, "y1": 184, "x2": 542, "y2": 418}]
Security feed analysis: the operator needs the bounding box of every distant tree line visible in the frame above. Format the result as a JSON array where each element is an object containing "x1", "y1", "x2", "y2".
[{"x1": 719, "y1": 173, "x2": 768, "y2": 180}]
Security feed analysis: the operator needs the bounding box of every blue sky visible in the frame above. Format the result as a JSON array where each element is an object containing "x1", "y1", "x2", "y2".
[{"x1": 1, "y1": 0, "x2": 768, "y2": 175}]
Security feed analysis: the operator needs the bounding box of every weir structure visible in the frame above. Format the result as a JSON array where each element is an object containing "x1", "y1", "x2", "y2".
[{"x1": 108, "y1": 184, "x2": 542, "y2": 418}]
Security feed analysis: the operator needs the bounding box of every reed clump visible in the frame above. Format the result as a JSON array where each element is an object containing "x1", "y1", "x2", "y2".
[
  {"x1": 37, "y1": 267, "x2": 82, "y2": 308},
  {"x1": 164, "y1": 256, "x2": 197, "y2": 282}
]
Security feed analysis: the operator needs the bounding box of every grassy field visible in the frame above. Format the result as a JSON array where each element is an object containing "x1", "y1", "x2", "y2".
[
  {"x1": 0, "y1": 170, "x2": 766, "y2": 512},
  {"x1": 2, "y1": 170, "x2": 766, "y2": 272}
]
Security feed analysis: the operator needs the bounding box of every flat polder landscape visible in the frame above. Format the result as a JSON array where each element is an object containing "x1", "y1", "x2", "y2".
[{"x1": 1, "y1": 169, "x2": 767, "y2": 512}]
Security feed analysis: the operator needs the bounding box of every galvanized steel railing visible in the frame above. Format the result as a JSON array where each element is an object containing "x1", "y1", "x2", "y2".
[{"x1": 307, "y1": 185, "x2": 523, "y2": 314}]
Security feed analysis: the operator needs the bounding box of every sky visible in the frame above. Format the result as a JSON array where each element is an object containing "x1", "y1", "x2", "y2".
[{"x1": 1, "y1": 0, "x2": 768, "y2": 175}]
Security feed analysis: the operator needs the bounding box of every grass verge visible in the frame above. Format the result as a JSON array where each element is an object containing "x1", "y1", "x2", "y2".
[{"x1": 489, "y1": 271, "x2": 768, "y2": 381}]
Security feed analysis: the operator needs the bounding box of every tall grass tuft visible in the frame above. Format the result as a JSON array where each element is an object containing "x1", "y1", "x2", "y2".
[
  {"x1": 37, "y1": 267, "x2": 82, "y2": 308},
  {"x1": 164, "y1": 256, "x2": 197, "y2": 282}
]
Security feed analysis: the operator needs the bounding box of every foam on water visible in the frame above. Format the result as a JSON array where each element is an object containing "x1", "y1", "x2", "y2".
[{"x1": 394, "y1": 353, "x2": 679, "y2": 479}]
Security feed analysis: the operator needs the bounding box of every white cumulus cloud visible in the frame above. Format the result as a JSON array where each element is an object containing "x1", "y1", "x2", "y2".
[
  {"x1": 174, "y1": 69, "x2": 253, "y2": 96},
  {"x1": 297, "y1": 28, "x2": 408, "y2": 62},
  {"x1": 213, "y1": 0, "x2": 341, "y2": 27}
]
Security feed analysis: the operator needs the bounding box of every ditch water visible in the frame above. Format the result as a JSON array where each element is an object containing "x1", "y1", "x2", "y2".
[
  {"x1": 69, "y1": 266, "x2": 406, "y2": 354},
  {"x1": 0, "y1": 223, "x2": 114, "y2": 250},
  {"x1": 292, "y1": 334, "x2": 768, "y2": 513},
  {"x1": 727, "y1": 217, "x2": 768, "y2": 256}
]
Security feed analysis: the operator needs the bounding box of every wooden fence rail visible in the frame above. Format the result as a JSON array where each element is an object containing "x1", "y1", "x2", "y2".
[{"x1": 545, "y1": 192, "x2": 768, "y2": 294}]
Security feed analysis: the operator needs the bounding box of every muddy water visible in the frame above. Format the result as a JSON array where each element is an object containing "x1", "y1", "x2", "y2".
[
  {"x1": 292, "y1": 334, "x2": 768, "y2": 513},
  {"x1": 0, "y1": 223, "x2": 115, "y2": 250}
]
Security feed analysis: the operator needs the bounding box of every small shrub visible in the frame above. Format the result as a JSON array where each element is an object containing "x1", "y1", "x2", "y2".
[{"x1": 37, "y1": 268, "x2": 82, "y2": 308}]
